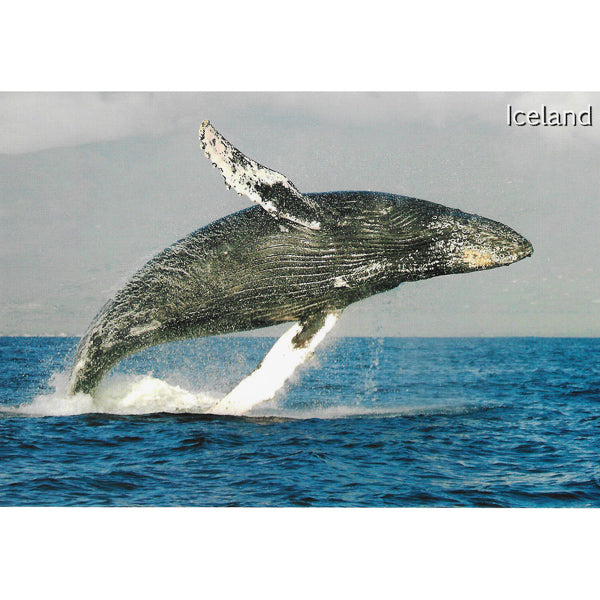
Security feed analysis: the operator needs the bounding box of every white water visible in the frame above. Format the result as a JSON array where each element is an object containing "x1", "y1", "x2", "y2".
[
  {"x1": 5, "y1": 366, "x2": 491, "y2": 420},
  {"x1": 9, "y1": 371, "x2": 219, "y2": 417},
  {"x1": 5, "y1": 316, "x2": 491, "y2": 420},
  {"x1": 8, "y1": 368, "x2": 484, "y2": 420},
  {"x1": 8, "y1": 316, "x2": 342, "y2": 418}
]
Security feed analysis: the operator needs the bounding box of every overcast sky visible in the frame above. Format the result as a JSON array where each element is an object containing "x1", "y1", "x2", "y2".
[{"x1": 1, "y1": 92, "x2": 598, "y2": 336}]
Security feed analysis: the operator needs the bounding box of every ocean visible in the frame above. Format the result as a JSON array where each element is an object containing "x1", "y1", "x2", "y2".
[{"x1": 1, "y1": 336, "x2": 599, "y2": 507}]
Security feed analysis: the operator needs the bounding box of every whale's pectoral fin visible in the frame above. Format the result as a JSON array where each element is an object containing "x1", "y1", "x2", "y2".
[
  {"x1": 199, "y1": 120, "x2": 322, "y2": 230},
  {"x1": 209, "y1": 311, "x2": 341, "y2": 416},
  {"x1": 292, "y1": 312, "x2": 330, "y2": 348}
]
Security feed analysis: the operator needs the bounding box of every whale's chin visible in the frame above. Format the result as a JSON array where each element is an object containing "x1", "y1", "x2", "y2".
[{"x1": 461, "y1": 238, "x2": 534, "y2": 271}]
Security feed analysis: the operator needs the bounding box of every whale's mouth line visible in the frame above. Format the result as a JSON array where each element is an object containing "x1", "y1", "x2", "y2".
[{"x1": 462, "y1": 240, "x2": 534, "y2": 269}]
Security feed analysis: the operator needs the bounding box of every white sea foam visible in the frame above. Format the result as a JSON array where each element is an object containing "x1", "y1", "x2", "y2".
[
  {"x1": 9, "y1": 318, "x2": 339, "y2": 417},
  {"x1": 4, "y1": 315, "x2": 343, "y2": 418},
  {"x1": 9, "y1": 371, "x2": 220, "y2": 417},
  {"x1": 256, "y1": 401, "x2": 495, "y2": 420},
  {"x1": 5, "y1": 321, "x2": 491, "y2": 420},
  {"x1": 6, "y1": 364, "x2": 492, "y2": 420}
]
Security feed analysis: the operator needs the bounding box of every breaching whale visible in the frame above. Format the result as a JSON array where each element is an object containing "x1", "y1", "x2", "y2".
[{"x1": 68, "y1": 121, "x2": 533, "y2": 410}]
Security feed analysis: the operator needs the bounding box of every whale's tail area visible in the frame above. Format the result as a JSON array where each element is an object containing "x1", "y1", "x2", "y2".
[
  {"x1": 68, "y1": 327, "x2": 123, "y2": 396},
  {"x1": 67, "y1": 292, "x2": 171, "y2": 396}
]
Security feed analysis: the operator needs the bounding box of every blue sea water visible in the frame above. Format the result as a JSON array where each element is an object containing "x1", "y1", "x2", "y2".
[{"x1": 0, "y1": 336, "x2": 599, "y2": 507}]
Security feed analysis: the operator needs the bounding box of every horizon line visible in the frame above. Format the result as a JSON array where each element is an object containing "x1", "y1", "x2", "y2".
[{"x1": 1, "y1": 334, "x2": 598, "y2": 340}]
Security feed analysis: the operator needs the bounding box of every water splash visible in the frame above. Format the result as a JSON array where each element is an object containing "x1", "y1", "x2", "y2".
[
  {"x1": 255, "y1": 401, "x2": 502, "y2": 420},
  {"x1": 5, "y1": 364, "x2": 496, "y2": 420},
  {"x1": 210, "y1": 315, "x2": 339, "y2": 415},
  {"x1": 4, "y1": 324, "x2": 499, "y2": 420},
  {"x1": 6, "y1": 371, "x2": 219, "y2": 417},
  {"x1": 8, "y1": 318, "x2": 341, "y2": 418}
]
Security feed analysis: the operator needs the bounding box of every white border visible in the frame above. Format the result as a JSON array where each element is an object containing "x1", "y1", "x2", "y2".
[
  {"x1": 2, "y1": 2, "x2": 597, "y2": 90},
  {"x1": 2, "y1": 508, "x2": 599, "y2": 599}
]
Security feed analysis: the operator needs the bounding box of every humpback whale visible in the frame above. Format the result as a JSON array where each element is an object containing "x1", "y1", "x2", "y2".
[{"x1": 68, "y1": 121, "x2": 533, "y2": 407}]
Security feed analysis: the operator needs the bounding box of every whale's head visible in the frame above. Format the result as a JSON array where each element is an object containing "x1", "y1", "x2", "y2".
[
  {"x1": 321, "y1": 192, "x2": 533, "y2": 287},
  {"x1": 382, "y1": 194, "x2": 534, "y2": 280}
]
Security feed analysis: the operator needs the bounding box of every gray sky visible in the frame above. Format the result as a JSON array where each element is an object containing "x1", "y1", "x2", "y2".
[{"x1": 1, "y1": 92, "x2": 598, "y2": 336}]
